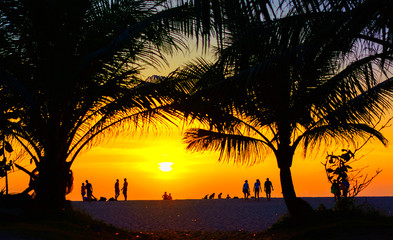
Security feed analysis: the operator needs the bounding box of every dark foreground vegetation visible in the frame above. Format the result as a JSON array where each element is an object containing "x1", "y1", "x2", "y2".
[{"x1": 1, "y1": 198, "x2": 392, "y2": 240}]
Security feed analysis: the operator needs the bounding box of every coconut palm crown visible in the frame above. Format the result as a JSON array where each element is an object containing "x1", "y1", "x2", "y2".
[
  {"x1": 169, "y1": 1, "x2": 393, "y2": 217},
  {"x1": 0, "y1": 0, "x2": 211, "y2": 211}
]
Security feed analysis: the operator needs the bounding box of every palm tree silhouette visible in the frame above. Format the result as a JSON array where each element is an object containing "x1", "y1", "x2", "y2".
[
  {"x1": 171, "y1": 1, "x2": 393, "y2": 217},
  {"x1": 0, "y1": 0, "x2": 392, "y2": 214},
  {"x1": 0, "y1": 0, "x2": 215, "y2": 212}
]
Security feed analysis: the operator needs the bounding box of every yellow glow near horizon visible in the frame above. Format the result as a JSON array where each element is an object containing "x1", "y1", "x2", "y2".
[{"x1": 4, "y1": 126, "x2": 393, "y2": 201}]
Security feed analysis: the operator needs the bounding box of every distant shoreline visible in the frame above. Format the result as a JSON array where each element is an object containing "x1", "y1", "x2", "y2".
[{"x1": 70, "y1": 195, "x2": 393, "y2": 202}]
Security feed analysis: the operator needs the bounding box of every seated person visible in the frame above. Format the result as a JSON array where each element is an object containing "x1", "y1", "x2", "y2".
[{"x1": 162, "y1": 192, "x2": 169, "y2": 200}]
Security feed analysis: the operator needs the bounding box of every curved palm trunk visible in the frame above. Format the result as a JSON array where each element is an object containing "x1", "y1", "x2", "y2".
[{"x1": 277, "y1": 148, "x2": 314, "y2": 218}]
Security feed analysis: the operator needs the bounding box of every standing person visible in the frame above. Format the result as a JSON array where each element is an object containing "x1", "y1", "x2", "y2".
[
  {"x1": 121, "y1": 178, "x2": 128, "y2": 201},
  {"x1": 85, "y1": 180, "x2": 93, "y2": 201},
  {"x1": 114, "y1": 179, "x2": 120, "y2": 200},
  {"x1": 254, "y1": 179, "x2": 261, "y2": 200},
  {"x1": 264, "y1": 178, "x2": 274, "y2": 201},
  {"x1": 242, "y1": 180, "x2": 250, "y2": 200},
  {"x1": 331, "y1": 180, "x2": 341, "y2": 201},
  {"x1": 162, "y1": 192, "x2": 169, "y2": 200},
  {"x1": 341, "y1": 178, "x2": 350, "y2": 198},
  {"x1": 81, "y1": 182, "x2": 86, "y2": 201}
]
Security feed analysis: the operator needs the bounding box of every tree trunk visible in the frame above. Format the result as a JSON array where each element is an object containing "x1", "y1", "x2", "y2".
[
  {"x1": 277, "y1": 149, "x2": 314, "y2": 218},
  {"x1": 35, "y1": 157, "x2": 69, "y2": 214},
  {"x1": 5, "y1": 170, "x2": 8, "y2": 195},
  {"x1": 280, "y1": 165, "x2": 296, "y2": 203}
]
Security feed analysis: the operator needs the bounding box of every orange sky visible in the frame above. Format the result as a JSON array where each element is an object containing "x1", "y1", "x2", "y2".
[
  {"x1": 4, "y1": 117, "x2": 393, "y2": 201},
  {"x1": 2, "y1": 46, "x2": 393, "y2": 201},
  {"x1": 70, "y1": 124, "x2": 393, "y2": 200}
]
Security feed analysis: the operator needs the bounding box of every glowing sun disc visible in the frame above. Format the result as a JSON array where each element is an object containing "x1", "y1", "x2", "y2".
[{"x1": 158, "y1": 162, "x2": 174, "y2": 172}]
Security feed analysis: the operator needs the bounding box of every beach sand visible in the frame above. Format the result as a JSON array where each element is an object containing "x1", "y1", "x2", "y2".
[{"x1": 72, "y1": 197, "x2": 393, "y2": 232}]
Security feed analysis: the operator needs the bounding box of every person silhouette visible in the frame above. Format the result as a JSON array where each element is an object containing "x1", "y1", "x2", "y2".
[
  {"x1": 218, "y1": 193, "x2": 223, "y2": 199},
  {"x1": 162, "y1": 192, "x2": 169, "y2": 200},
  {"x1": 121, "y1": 178, "x2": 128, "y2": 201},
  {"x1": 114, "y1": 179, "x2": 120, "y2": 200},
  {"x1": 168, "y1": 193, "x2": 173, "y2": 200},
  {"x1": 242, "y1": 180, "x2": 250, "y2": 200},
  {"x1": 331, "y1": 180, "x2": 341, "y2": 201},
  {"x1": 264, "y1": 178, "x2": 274, "y2": 201},
  {"x1": 341, "y1": 178, "x2": 350, "y2": 198},
  {"x1": 254, "y1": 179, "x2": 261, "y2": 200},
  {"x1": 85, "y1": 180, "x2": 93, "y2": 201},
  {"x1": 81, "y1": 183, "x2": 86, "y2": 201}
]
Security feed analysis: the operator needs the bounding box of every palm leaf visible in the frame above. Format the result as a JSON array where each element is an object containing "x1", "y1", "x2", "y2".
[{"x1": 183, "y1": 128, "x2": 272, "y2": 165}]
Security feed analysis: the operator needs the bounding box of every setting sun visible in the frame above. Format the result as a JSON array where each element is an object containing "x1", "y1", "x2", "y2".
[{"x1": 159, "y1": 162, "x2": 174, "y2": 172}]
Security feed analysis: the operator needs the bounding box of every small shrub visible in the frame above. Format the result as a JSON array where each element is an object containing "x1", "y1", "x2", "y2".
[{"x1": 316, "y1": 203, "x2": 326, "y2": 212}]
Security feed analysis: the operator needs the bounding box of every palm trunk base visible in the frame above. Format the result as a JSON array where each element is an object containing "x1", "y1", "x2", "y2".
[
  {"x1": 284, "y1": 197, "x2": 314, "y2": 218},
  {"x1": 280, "y1": 166, "x2": 314, "y2": 218},
  {"x1": 34, "y1": 162, "x2": 70, "y2": 215}
]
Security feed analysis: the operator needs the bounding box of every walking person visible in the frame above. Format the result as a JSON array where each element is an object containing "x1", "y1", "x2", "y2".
[
  {"x1": 85, "y1": 180, "x2": 93, "y2": 201},
  {"x1": 254, "y1": 179, "x2": 261, "y2": 200},
  {"x1": 264, "y1": 178, "x2": 274, "y2": 201},
  {"x1": 114, "y1": 179, "x2": 120, "y2": 200},
  {"x1": 121, "y1": 178, "x2": 128, "y2": 201},
  {"x1": 242, "y1": 180, "x2": 250, "y2": 200},
  {"x1": 81, "y1": 182, "x2": 86, "y2": 201}
]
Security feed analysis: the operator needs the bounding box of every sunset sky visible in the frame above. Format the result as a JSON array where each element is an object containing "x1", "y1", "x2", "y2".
[{"x1": 3, "y1": 45, "x2": 393, "y2": 201}]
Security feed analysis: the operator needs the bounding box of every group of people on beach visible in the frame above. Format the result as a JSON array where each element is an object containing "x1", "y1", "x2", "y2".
[
  {"x1": 81, "y1": 178, "x2": 128, "y2": 201},
  {"x1": 114, "y1": 178, "x2": 128, "y2": 201},
  {"x1": 203, "y1": 193, "x2": 231, "y2": 199},
  {"x1": 331, "y1": 178, "x2": 349, "y2": 201},
  {"x1": 162, "y1": 192, "x2": 173, "y2": 200},
  {"x1": 243, "y1": 178, "x2": 274, "y2": 201},
  {"x1": 81, "y1": 178, "x2": 274, "y2": 202},
  {"x1": 81, "y1": 180, "x2": 94, "y2": 201}
]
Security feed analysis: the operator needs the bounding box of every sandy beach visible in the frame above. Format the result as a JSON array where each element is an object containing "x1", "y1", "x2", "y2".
[{"x1": 72, "y1": 197, "x2": 393, "y2": 232}]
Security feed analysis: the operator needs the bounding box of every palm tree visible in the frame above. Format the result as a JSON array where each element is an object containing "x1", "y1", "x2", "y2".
[
  {"x1": 170, "y1": 1, "x2": 393, "y2": 217},
  {"x1": 0, "y1": 0, "x2": 215, "y2": 212},
  {"x1": 0, "y1": 86, "x2": 24, "y2": 194}
]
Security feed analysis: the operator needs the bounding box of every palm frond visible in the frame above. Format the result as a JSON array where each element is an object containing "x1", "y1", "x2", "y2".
[
  {"x1": 183, "y1": 128, "x2": 272, "y2": 166},
  {"x1": 170, "y1": 0, "x2": 393, "y2": 168},
  {"x1": 300, "y1": 123, "x2": 388, "y2": 157}
]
